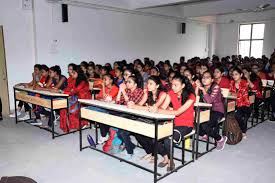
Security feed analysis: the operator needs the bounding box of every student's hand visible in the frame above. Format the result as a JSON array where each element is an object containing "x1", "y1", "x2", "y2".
[
  {"x1": 148, "y1": 105, "x2": 158, "y2": 113},
  {"x1": 127, "y1": 101, "x2": 135, "y2": 108},
  {"x1": 104, "y1": 95, "x2": 112, "y2": 102},
  {"x1": 244, "y1": 73, "x2": 250, "y2": 80},
  {"x1": 195, "y1": 80, "x2": 202, "y2": 87},
  {"x1": 119, "y1": 83, "x2": 126, "y2": 91}
]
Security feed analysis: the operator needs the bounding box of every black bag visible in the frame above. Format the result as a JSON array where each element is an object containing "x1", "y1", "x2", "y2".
[
  {"x1": 0, "y1": 176, "x2": 37, "y2": 183},
  {"x1": 225, "y1": 113, "x2": 242, "y2": 145}
]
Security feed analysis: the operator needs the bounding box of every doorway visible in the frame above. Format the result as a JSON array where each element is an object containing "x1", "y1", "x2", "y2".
[{"x1": 0, "y1": 25, "x2": 10, "y2": 117}]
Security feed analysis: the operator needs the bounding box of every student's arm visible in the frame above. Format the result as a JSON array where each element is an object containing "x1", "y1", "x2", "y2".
[
  {"x1": 203, "y1": 85, "x2": 220, "y2": 104},
  {"x1": 156, "y1": 99, "x2": 194, "y2": 116},
  {"x1": 127, "y1": 92, "x2": 148, "y2": 109},
  {"x1": 154, "y1": 92, "x2": 167, "y2": 108},
  {"x1": 53, "y1": 77, "x2": 66, "y2": 90}
]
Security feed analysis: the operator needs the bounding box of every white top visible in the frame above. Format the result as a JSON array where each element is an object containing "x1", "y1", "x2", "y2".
[
  {"x1": 14, "y1": 85, "x2": 69, "y2": 97},
  {"x1": 78, "y1": 99, "x2": 175, "y2": 120}
]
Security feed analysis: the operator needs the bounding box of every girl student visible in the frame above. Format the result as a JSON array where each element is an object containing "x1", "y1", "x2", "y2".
[
  {"x1": 195, "y1": 71, "x2": 227, "y2": 151},
  {"x1": 229, "y1": 67, "x2": 251, "y2": 139},
  {"x1": 60, "y1": 65, "x2": 91, "y2": 133},
  {"x1": 213, "y1": 66, "x2": 230, "y2": 89},
  {"x1": 127, "y1": 76, "x2": 167, "y2": 162},
  {"x1": 148, "y1": 74, "x2": 196, "y2": 171},
  {"x1": 95, "y1": 74, "x2": 119, "y2": 144},
  {"x1": 116, "y1": 72, "x2": 144, "y2": 159}
]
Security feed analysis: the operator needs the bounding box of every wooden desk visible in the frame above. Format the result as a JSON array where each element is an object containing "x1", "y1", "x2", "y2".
[
  {"x1": 13, "y1": 86, "x2": 73, "y2": 139},
  {"x1": 78, "y1": 99, "x2": 177, "y2": 183}
]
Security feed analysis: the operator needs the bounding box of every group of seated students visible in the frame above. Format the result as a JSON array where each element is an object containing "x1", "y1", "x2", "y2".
[{"x1": 15, "y1": 51, "x2": 275, "y2": 171}]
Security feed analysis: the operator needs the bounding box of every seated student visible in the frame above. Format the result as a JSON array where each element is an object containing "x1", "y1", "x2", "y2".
[
  {"x1": 266, "y1": 62, "x2": 275, "y2": 121},
  {"x1": 183, "y1": 68, "x2": 198, "y2": 89},
  {"x1": 179, "y1": 64, "x2": 187, "y2": 76},
  {"x1": 95, "y1": 64, "x2": 102, "y2": 77},
  {"x1": 96, "y1": 74, "x2": 119, "y2": 144},
  {"x1": 242, "y1": 67, "x2": 263, "y2": 117},
  {"x1": 149, "y1": 74, "x2": 195, "y2": 171},
  {"x1": 12, "y1": 64, "x2": 41, "y2": 118},
  {"x1": 111, "y1": 61, "x2": 119, "y2": 77},
  {"x1": 168, "y1": 71, "x2": 176, "y2": 86},
  {"x1": 80, "y1": 61, "x2": 89, "y2": 77},
  {"x1": 230, "y1": 67, "x2": 251, "y2": 138},
  {"x1": 34, "y1": 65, "x2": 67, "y2": 127},
  {"x1": 214, "y1": 66, "x2": 230, "y2": 89},
  {"x1": 251, "y1": 63, "x2": 266, "y2": 80},
  {"x1": 36, "y1": 65, "x2": 67, "y2": 93},
  {"x1": 116, "y1": 73, "x2": 144, "y2": 159},
  {"x1": 87, "y1": 63, "x2": 100, "y2": 79},
  {"x1": 136, "y1": 62, "x2": 149, "y2": 87},
  {"x1": 196, "y1": 71, "x2": 227, "y2": 151},
  {"x1": 101, "y1": 66, "x2": 110, "y2": 76},
  {"x1": 114, "y1": 67, "x2": 124, "y2": 86},
  {"x1": 150, "y1": 66, "x2": 160, "y2": 77},
  {"x1": 60, "y1": 65, "x2": 91, "y2": 132},
  {"x1": 127, "y1": 76, "x2": 167, "y2": 162}
]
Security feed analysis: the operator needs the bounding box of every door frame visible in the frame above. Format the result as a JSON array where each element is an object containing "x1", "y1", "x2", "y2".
[{"x1": 0, "y1": 25, "x2": 10, "y2": 116}]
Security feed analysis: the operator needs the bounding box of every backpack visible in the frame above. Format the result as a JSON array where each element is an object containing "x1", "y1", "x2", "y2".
[{"x1": 224, "y1": 113, "x2": 242, "y2": 145}]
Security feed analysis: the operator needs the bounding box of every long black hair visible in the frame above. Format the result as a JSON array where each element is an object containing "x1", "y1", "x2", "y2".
[
  {"x1": 147, "y1": 76, "x2": 167, "y2": 106},
  {"x1": 172, "y1": 73, "x2": 195, "y2": 105},
  {"x1": 72, "y1": 65, "x2": 88, "y2": 87},
  {"x1": 50, "y1": 65, "x2": 61, "y2": 76},
  {"x1": 128, "y1": 71, "x2": 144, "y2": 89}
]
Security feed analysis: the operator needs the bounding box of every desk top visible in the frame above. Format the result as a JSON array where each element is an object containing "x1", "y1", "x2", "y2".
[
  {"x1": 14, "y1": 86, "x2": 69, "y2": 97},
  {"x1": 194, "y1": 102, "x2": 212, "y2": 108},
  {"x1": 78, "y1": 99, "x2": 175, "y2": 120}
]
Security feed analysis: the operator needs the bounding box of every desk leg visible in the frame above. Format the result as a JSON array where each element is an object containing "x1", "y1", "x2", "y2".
[
  {"x1": 223, "y1": 99, "x2": 228, "y2": 136},
  {"x1": 51, "y1": 98, "x2": 54, "y2": 139},
  {"x1": 170, "y1": 120, "x2": 174, "y2": 167},
  {"x1": 14, "y1": 88, "x2": 18, "y2": 124},
  {"x1": 153, "y1": 120, "x2": 158, "y2": 183},
  {"x1": 66, "y1": 97, "x2": 70, "y2": 132},
  {"x1": 79, "y1": 108, "x2": 83, "y2": 151},
  {"x1": 195, "y1": 107, "x2": 200, "y2": 159}
]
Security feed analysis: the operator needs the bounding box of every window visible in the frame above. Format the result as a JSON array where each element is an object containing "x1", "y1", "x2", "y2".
[{"x1": 238, "y1": 23, "x2": 265, "y2": 58}]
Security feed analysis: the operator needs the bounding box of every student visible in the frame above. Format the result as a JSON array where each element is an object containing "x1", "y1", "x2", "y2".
[
  {"x1": 168, "y1": 71, "x2": 176, "y2": 86},
  {"x1": 229, "y1": 67, "x2": 251, "y2": 138},
  {"x1": 196, "y1": 71, "x2": 227, "y2": 151},
  {"x1": 183, "y1": 68, "x2": 198, "y2": 89},
  {"x1": 95, "y1": 64, "x2": 102, "y2": 76},
  {"x1": 96, "y1": 74, "x2": 119, "y2": 143},
  {"x1": 116, "y1": 74, "x2": 144, "y2": 159},
  {"x1": 242, "y1": 67, "x2": 263, "y2": 117},
  {"x1": 163, "y1": 62, "x2": 172, "y2": 76},
  {"x1": 150, "y1": 66, "x2": 160, "y2": 76},
  {"x1": 179, "y1": 64, "x2": 187, "y2": 76},
  {"x1": 80, "y1": 61, "x2": 89, "y2": 76},
  {"x1": 36, "y1": 65, "x2": 67, "y2": 93},
  {"x1": 114, "y1": 67, "x2": 124, "y2": 86},
  {"x1": 101, "y1": 66, "x2": 110, "y2": 77},
  {"x1": 149, "y1": 74, "x2": 195, "y2": 171},
  {"x1": 60, "y1": 65, "x2": 91, "y2": 132},
  {"x1": 127, "y1": 76, "x2": 167, "y2": 162},
  {"x1": 251, "y1": 64, "x2": 266, "y2": 80},
  {"x1": 214, "y1": 66, "x2": 230, "y2": 89},
  {"x1": 87, "y1": 64, "x2": 99, "y2": 79},
  {"x1": 12, "y1": 64, "x2": 41, "y2": 117},
  {"x1": 136, "y1": 62, "x2": 148, "y2": 87}
]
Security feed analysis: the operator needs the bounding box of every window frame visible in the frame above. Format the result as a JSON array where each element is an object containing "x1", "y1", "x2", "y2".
[{"x1": 238, "y1": 23, "x2": 265, "y2": 57}]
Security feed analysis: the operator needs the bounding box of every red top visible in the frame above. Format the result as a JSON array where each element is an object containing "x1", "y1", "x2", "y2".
[
  {"x1": 266, "y1": 73, "x2": 275, "y2": 81},
  {"x1": 229, "y1": 79, "x2": 250, "y2": 107},
  {"x1": 168, "y1": 90, "x2": 195, "y2": 127},
  {"x1": 216, "y1": 77, "x2": 230, "y2": 89},
  {"x1": 64, "y1": 81, "x2": 91, "y2": 99},
  {"x1": 96, "y1": 85, "x2": 119, "y2": 100},
  {"x1": 38, "y1": 76, "x2": 48, "y2": 88},
  {"x1": 110, "y1": 70, "x2": 116, "y2": 77},
  {"x1": 251, "y1": 78, "x2": 263, "y2": 98},
  {"x1": 117, "y1": 88, "x2": 144, "y2": 105}
]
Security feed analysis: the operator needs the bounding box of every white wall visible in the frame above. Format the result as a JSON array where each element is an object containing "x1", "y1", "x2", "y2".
[
  {"x1": 2, "y1": 0, "x2": 209, "y2": 111},
  {"x1": 35, "y1": 2, "x2": 208, "y2": 67},
  {"x1": 215, "y1": 10, "x2": 275, "y2": 57},
  {"x1": 0, "y1": 0, "x2": 35, "y2": 110}
]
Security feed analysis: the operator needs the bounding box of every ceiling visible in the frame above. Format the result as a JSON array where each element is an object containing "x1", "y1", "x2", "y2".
[{"x1": 59, "y1": 0, "x2": 275, "y2": 18}]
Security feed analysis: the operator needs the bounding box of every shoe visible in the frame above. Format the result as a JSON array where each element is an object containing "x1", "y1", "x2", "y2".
[
  {"x1": 19, "y1": 114, "x2": 30, "y2": 121},
  {"x1": 0, "y1": 114, "x2": 2, "y2": 121},
  {"x1": 216, "y1": 136, "x2": 228, "y2": 151},
  {"x1": 87, "y1": 134, "x2": 96, "y2": 148},
  {"x1": 167, "y1": 161, "x2": 175, "y2": 172},
  {"x1": 199, "y1": 134, "x2": 208, "y2": 141},
  {"x1": 98, "y1": 135, "x2": 109, "y2": 144},
  {"x1": 29, "y1": 119, "x2": 43, "y2": 126},
  {"x1": 9, "y1": 111, "x2": 21, "y2": 118},
  {"x1": 158, "y1": 162, "x2": 168, "y2": 168},
  {"x1": 123, "y1": 151, "x2": 133, "y2": 160},
  {"x1": 269, "y1": 116, "x2": 275, "y2": 122}
]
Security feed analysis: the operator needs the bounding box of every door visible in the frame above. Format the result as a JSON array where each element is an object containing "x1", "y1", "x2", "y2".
[{"x1": 0, "y1": 25, "x2": 10, "y2": 117}]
